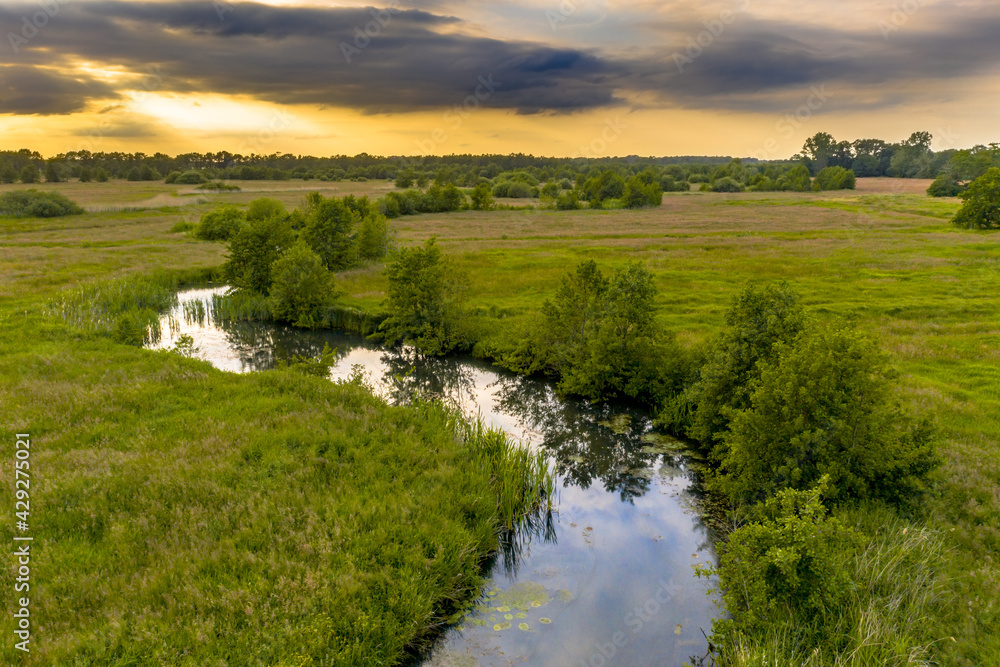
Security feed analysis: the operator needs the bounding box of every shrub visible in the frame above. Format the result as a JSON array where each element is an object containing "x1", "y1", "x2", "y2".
[
  {"x1": 44, "y1": 161, "x2": 62, "y2": 183},
  {"x1": 164, "y1": 171, "x2": 181, "y2": 184},
  {"x1": 706, "y1": 478, "x2": 861, "y2": 647},
  {"x1": 375, "y1": 238, "x2": 466, "y2": 355},
  {"x1": 169, "y1": 220, "x2": 195, "y2": 233},
  {"x1": 716, "y1": 323, "x2": 940, "y2": 506},
  {"x1": 555, "y1": 191, "x2": 581, "y2": 210},
  {"x1": 174, "y1": 170, "x2": 207, "y2": 185},
  {"x1": 926, "y1": 173, "x2": 965, "y2": 197},
  {"x1": 269, "y1": 241, "x2": 340, "y2": 327},
  {"x1": 94, "y1": 168, "x2": 109, "y2": 182},
  {"x1": 246, "y1": 197, "x2": 287, "y2": 222},
  {"x1": 711, "y1": 177, "x2": 744, "y2": 193},
  {"x1": 0, "y1": 190, "x2": 85, "y2": 218},
  {"x1": 223, "y1": 216, "x2": 295, "y2": 295},
  {"x1": 195, "y1": 205, "x2": 246, "y2": 241},
  {"x1": 78, "y1": 166, "x2": 93, "y2": 183},
  {"x1": 623, "y1": 176, "x2": 663, "y2": 208},
  {"x1": 952, "y1": 167, "x2": 1000, "y2": 229},
  {"x1": 196, "y1": 181, "x2": 241, "y2": 192},
  {"x1": 813, "y1": 166, "x2": 857, "y2": 191}
]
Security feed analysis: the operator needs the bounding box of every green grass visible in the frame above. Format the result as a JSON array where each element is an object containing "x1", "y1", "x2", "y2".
[
  {"x1": 1, "y1": 178, "x2": 998, "y2": 665},
  {"x1": 0, "y1": 189, "x2": 552, "y2": 665}
]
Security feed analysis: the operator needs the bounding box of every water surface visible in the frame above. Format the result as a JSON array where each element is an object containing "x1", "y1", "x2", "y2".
[{"x1": 155, "y1": 287, "x2": 721, "y2": 667}]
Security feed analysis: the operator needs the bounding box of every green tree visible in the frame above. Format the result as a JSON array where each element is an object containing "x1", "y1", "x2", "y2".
[
  {"x1": 674, "y1": 283, "x2": 805, "y2": 452},
  {"x1": 394, "y1": 170, "x2": 414, "y2": 188},
  {"x1": 19, "y1": 164, "x2": 39, "y2": 184},
  {"x1": 246, "y1": 197, "x2": 287, "y2": 223},
  {"x1": 716, "y1": 323, "x2": 939, "y2": 505},
  {"x1": 802, "y1": 132, "x2": 837, "y2": 173},
  {"x1": 196, "y1": 205, "x2": 246, "y2": 241},
  {"x1": 302, "y1": 196, "x2": 359, "y2": 270},
  {"x1": 813, "y1": 166, "x2": 856, "y2": 191},
  {"x1": 223, "y1": 216, "x2": 295, "y2": 295},
  {"x1": 269, "y1": 241, "x2": 340, "y2": 327},
  {"x1": 94, "y1": 167, "x2": 110, "y2": 182},
  {"x1": 356, "y1": 210, "x2": 390, "y2": 261},
  {"x1": 470, "y1": 182, "x2": 495, "y2": 210},
  {"x1": 0, "y1": 163, "x2": 16, "y2": 184},
  {"x1": 623, "y1": 176, "x2": 663, "y2": 208},
  {"x1": 376, "y1": 238, "x2": 465, "y2": 355},
  {"x1": 78, "y1": 166, "x2": 93, "y2": 183},
  {"x1": 44, "y1": 161, "x2": 62, "y2": 183},
  {"x1": 952, "y1": 167, "x2": 1000, "y2": 230}
]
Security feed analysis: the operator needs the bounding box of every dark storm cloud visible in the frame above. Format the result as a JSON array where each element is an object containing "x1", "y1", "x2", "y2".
[
  {"x1": 1, "y1": 0, "x2": 999, "y2": 116},
  {"x1": 0, "y1": 65, "x2": 120, "y2": 114}
]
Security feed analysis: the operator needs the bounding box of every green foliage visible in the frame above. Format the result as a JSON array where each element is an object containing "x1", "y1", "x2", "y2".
[
  {"x1": 168, "y1": 220, "x2": 195, "y2": 233},
  {"x1": 712, "y1": 177, "x2": 744, "y2": 193},
  {"x1": 55, "y1": 273, "x2": 178, "y2": 345},
  {"x1": 275, "y1": 342, "x2": 338, "y2": 377},
  {"x1": 196, "y1": 181, "x2": 241, "y2": 191},
  {"x1": 0, "y1": 162, "x2": 16, "y2": 183},
  {"x1": 706, "y1": 478, "x2": 861, "y2": 647},
  {"x1": 0, "y1": 189, "x2": 84, "y2": 218},
  {"x1": 381, "y1": 185, "x2": 465, "y2": 217},
  {"x1": 78, "y1": 166, "x2": 93, "y2": 182},
  {"x1": 536, "y1": 261, "x2": 689, "y2": 405},
  {"x1": 357, "y1": 210, "x2": 390, "y2": 261},
  {"x1": 470, "y1": 182, "x2": 495, "y2": 210},
  {"x1": 716, "y1": 323, "x2": 940, "y2": 505},
  {"x1": 173, "y1": 170, "x2": 207, "y2": 184},
  {"x1": 195, "y1": 205, "x2": 246, "y2": 241},
  {"x1": 376, "y1": 238, "x2": 466, "y2": 355},
  {"x1": 813, "y1": 166, "x2": 857, "y2": 191},
  {"x1": 675, "y1": 283, "x2": 806, "y2": 450},
  {"x1": 268, "y1": 242, "x2": 340, "y2": 327},
  {"x1": 581, "y1": 169, "x2": 626, "y2": 206},
  {"x1": 303, "y1": 195, "x2": 359, "y2": 270},
  {"x1": 44, "y1": 161, "x2": 63, "y2": 183},
  {"x1": 223, "y1": 215, "x2": 295, "y2": 295},
  {"x1": 19, "y1": 164, "x2": 38, "y2": 183},
  {"x1": 246, "y1": 197, "x2": 288, "y2": 223},
  {"x1": 395, "y1": 170, "x2": 414, "y2": 188},
  {"x1": 622, "y1": 175, "x2": 663, "y2": 208},
  {"x1": 952, "y1": 167, "x2": 1000, "y2": 230},
  {"x1": 555, "y1": 191, "x2": 581, "y2": 210},
  {"x1": 94, "y1": 167, "x2": 109, "y2": 182},
  {"x1": 926, "y1": 173, "x2": 965, "y2": 197}
]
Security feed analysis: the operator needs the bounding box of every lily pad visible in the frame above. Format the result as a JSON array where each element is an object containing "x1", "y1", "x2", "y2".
[
  {"x1": 504, "y1": 613, "x2": 513, "y2": 621},
  {"x1": 539, "y1": 617, "x2": 552, "y2": 624},
  {"x1": 494, "y1": 621, "x2": 512, "y2": 631},
  {"x1": 598, "y1": 414, "x2": 632, "y2": 434},
  {"x1": 518, "y1": 622, "x2": 530, "y2": 631}
]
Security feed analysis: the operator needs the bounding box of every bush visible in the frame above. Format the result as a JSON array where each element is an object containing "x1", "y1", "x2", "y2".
[
  {"x1": 269, "y1": 241, "x2": 340, "y2": 327},
  {"x1": 169, "y1": 220, "x2": 195, "y2": 233},
  {"x1": 44, "y1": 161, "x2": 62, "y2": 183},
  {"x1": 813, "y1": 166, "x2": 857, "y2": 191},
  {"x1": 711, "y1": 177, "x2": 744, "y2": 193},
  {"x1": 623, "y1": 176, "x2": 663, "y2": 208},
  {"x1": 357, "y1": 210, "x2": 390, "y2": 262},
  {"x1": 716, "y1": 322, "x2": 940, "y2": 506},
  {"x1": 246, "y1": 197, "x2": 287, "y2": 222},
  {"x1": 94, "y1": 168, "x2": 109, "y2": 183},
  {"x1": 223, "y1": 216, "x2": 295, "y2": 295},
  {"x1": 952, "y1": 167, "x2": 1000, "y2": 229},
  {"x1": 0, "y1": 190, "x2": 85, "y2": 218},
  {"x1": 555, "y1": 191, "x2": 581, "y2": 210},
  {"x1": 195, "y1": 205, "x2": 246, "y2": 241},
  {"x1": 375, "y1": 238, "x2": 466, "y2": 355},
  {"x1": 196, "y1": 181, "x2": 241, "y2": 192},
  {"x1": 78, "y1": 166, "x2": 93, "y2": 183},
  {"x1": 706, "y1": 478, "x2": 861, "y2": 647},
  {"x1": 164, "y1": 171, "x2": 181, "y2": 184},
  {"x1": 926, "y1": 173, "x2": 965, "y2": 197},
  {"x1": 174, "y1": 170, "x2": 207, "y2": 185}
]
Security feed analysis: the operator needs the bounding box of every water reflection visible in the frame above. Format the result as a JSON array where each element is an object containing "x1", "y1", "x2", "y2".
[{"x1": 154, "y1": 288, "x2": 721, "y2": 667}]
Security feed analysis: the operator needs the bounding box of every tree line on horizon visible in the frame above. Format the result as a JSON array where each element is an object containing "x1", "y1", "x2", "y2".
[{"x1": 1, "y1": 131, "x2": 997, "y2": 190}]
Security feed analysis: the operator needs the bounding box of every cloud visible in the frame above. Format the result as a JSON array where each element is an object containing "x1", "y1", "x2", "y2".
[
  {"x1": 0, "y1": 65, "x2": 121, "y2": 115},
  {"x1": 0, "y1": 0, "x2": 998, "y2": 117}
]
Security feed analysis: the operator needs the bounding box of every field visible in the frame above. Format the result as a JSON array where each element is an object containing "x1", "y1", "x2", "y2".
[{"x1": 1, "y1": 178, "x2": 998, "y2": 665}]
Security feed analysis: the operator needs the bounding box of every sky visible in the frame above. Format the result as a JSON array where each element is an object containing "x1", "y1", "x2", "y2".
[{"x1": 1, "y1": 0, "x2": 998, "y2": 158}]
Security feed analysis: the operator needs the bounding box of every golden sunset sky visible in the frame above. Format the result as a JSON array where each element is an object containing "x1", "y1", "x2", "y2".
[{"x1": 1, "y1": 0, "x2": 998, "y2": 158}]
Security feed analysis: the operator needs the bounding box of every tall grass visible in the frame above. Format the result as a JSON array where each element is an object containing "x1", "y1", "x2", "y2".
[
  {"x1": 208, "y1": 290, "x2": 273, "y2": 322},
  {"x1": 55, "y1": 273, "x2": 179, "y2": 345},
  {"x1": 715, "y1": 504, "x2": 950, "y2": 667}
]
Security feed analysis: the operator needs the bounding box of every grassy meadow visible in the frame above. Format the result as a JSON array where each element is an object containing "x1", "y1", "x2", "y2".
[{"x1": 1, "y1": 178, "x2": 998, "y2": 665}]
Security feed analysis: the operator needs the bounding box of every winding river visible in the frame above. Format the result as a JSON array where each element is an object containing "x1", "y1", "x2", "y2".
[{"x1": 153, "y1": 287, "x2": 721, "y2": 667}]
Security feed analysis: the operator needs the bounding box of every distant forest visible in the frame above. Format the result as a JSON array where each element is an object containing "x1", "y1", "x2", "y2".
[{"x1": 1, "y1": 131, "x2": 997, "y2": 196}]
